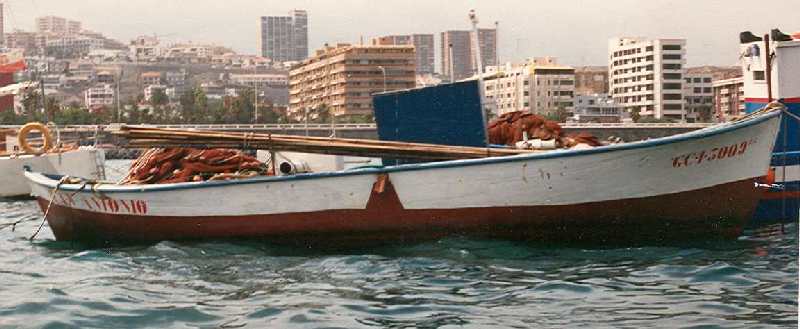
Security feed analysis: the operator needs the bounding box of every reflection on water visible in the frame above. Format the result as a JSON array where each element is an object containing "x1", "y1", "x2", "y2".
[{"x1": 0, "y1": 160, "x2": 796, "y2": 328}]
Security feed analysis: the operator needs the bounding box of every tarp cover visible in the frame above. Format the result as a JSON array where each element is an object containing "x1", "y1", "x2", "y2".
[{"x1": 373, "y1": 80, "x2": 486, "y2": 148}]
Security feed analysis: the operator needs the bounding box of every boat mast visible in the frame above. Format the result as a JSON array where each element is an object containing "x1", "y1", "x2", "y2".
[
  {"x1": 764, "y1": 33, "x2": 773, "y2": 102},
  {"x1": 469, "y1": 9, "x2": 490, "y2": 146}
]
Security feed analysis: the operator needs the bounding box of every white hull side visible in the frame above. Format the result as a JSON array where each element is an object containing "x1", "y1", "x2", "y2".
[{"x1": 27, "y1": 113, "x2": 780, "y2": 218}]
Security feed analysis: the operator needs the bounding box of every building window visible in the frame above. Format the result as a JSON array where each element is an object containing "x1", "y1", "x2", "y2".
[
  {"x1": 663, "y1": 93, "x2": 682, "y2": 100},
  {"x1": 663, "y1": 64, "x2": 681, "y2": 70},
  {"x1": 703, "y1": 78, "x2": 711, "y2": 83},
  {"x1": 662, "y1": 54, "x2": 681, "y2": 60},
  {"x1": 663, "y1": 83, "x2": 682, "y2": 90},
  {"x1": 663, "y1": 73, "x2": 682, "y2": 80},
  {"x1": 662, "y1": 45, "x2": 682, "y2": 51},
  {"x1": 703, "y1": 87, "x2": 711, "y2": 93},
  {"x1": 646, "y1": 46, "x2": 654, "y2": 51},
  {"x1": 663, "y1": 104, "x2": 682, "y2": 110},
  {"x1": 753, "y1": 71, "x2": 765, "y2": 81}
]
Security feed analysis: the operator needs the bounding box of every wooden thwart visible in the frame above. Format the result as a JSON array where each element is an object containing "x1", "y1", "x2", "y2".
[{"x1": 113, "y1": 126, "x2": 542, "y2": 161}]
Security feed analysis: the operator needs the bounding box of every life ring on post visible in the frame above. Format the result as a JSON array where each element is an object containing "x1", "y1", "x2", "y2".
[{"x1": 18, "y1": 122, "x2": 53, "y2": 154}]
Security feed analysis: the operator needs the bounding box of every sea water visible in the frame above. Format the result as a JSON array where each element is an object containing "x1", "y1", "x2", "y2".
[{"x1": 0, "y1": 160, "x2": 796, "y2": 328}]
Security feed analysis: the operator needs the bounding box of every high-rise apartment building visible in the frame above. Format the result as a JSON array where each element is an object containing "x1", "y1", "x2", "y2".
[
  {"x1": 712, "y1": 77, "x2": 744, "y2": 121},
  {"x1": 372, "y1": 34, "x2": 435, "y2": 74},
  {"x1": 258, "y1": 10, "x2": 308, "y2": 62},
  {"x1": 289, "y1": 44, "x2": 415, "y2": 117},
  {"x1": 483, "y1": 57, "x2": 575, "y2": 117},
  {"x1": 683, "y1": 72, "x2": 714, "y2": 122},
  {"x1": 0, "y1": 3, "x2": 4, "y2": 46},
  {"x1": 36, "y1": 16, "x2": 81, "y2": 35},
  {"x1": 608, "y1": 37, "x2": 686, "y2": 120},
  {"x1": 574, "y1": 66, "x2": 609, "y2": 95},
  {"x1": 441, "y1": 29, "x2": 497, "y2": 81}
]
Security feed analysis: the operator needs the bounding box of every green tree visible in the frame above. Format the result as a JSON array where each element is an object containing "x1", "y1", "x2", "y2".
[
  {"x1": 0, "y1": 109, "x2": 21, "y2": 124},
  {"x1": 630, "y1": 109, "x2": 641, "y2": 123},
  {"x1": 150, "y1": 88, "x2": 169, "y2": 107}
]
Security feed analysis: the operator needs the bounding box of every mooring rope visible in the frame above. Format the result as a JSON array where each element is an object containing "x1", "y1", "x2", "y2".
[{"x1": 28, "y1": 176, "x2": 69, "y2": 241}]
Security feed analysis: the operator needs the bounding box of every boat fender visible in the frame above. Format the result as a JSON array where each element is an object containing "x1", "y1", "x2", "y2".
[
  {"x1": 278, "y1": 160, "x2": 312, "y2": 175},
  {"x1": 18, "y1": 122, "x2": 53, "y2": 154},
  {"x1": 765, "y1": 167, "x2": 776, "y2": 185},
  {"x1": 515, "y1": 139, "x2": 557, "y2": 150}
]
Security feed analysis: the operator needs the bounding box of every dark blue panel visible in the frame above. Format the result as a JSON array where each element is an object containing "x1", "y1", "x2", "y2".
[
  {"x1": 746, "y1": 100, "x2": 800, "y2": 153},
  {"x1": 373, "y1": 80, "x2": 486, "y2": 148}
]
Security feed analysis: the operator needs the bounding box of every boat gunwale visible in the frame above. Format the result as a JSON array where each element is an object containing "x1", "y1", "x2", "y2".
[{"x1": 24, "y1": 110, "x2": 782, "y2": 193}]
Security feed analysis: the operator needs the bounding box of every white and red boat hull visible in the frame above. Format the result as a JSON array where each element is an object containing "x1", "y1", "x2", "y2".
[{"x1": 26, "y1": 111, "x2": 781, "y2": 244}]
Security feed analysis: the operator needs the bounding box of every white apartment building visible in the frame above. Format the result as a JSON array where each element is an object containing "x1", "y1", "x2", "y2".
[
  {"x1": 683, "y1": 72, "x2": 714, "y2": 122},
  {"x1": 36, "y1": 16, "x2": 81, "y2": 35},
  {"x1": 572, "y1": 94, "x2": 624, "y2": 123},
  {"x1": 165, "y1": 71, "x2": 187, "y2": 86},
  {"x1": 229, "y1": 73, "x2": 288, "y2": 88},
  {"x1": 84, "y1": 84, "x2": 114, "y2": 108},
  {"x1": 144, "y1": 84, "x2": 168, "y2": 102},
  {"x1": 129, "y1": 35, "x2": 162, "y2": 62},
  {"x1": 609, "y1": 37, "x2": 686, "y2": 120},
  {"x1": 483, "y1": 57, "x2": 575, "y2": 116},
  {"x1": 713, "y1": 77, "x2": 745, "y2": 120}
]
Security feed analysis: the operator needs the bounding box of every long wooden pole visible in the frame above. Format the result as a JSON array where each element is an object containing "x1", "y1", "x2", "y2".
[{"x1": 113, "y1": 126, "x2": 539, "y2": 161}]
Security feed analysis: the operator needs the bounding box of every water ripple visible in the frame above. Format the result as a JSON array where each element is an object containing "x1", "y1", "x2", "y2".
[{"x1": 0, "y1": 164, "x2": 796, "y2": 328}]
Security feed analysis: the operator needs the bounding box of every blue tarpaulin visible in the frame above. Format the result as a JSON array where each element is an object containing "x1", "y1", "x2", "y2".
[{"x1": 373, "y1": 80, "x2": 486, "y2": 148}]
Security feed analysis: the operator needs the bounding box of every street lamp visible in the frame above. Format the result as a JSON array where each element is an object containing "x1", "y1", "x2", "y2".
[{"x1": 377, "y1": 66, "x2": 387, "y2": 92}]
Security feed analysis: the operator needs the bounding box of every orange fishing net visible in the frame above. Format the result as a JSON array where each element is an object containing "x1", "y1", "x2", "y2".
[
  {"x1": 488, "y1": 111, "x2": 602, "y2": 148},
  {"x1": 121, "y1": 148, "x2": 270, "y2": 184}
]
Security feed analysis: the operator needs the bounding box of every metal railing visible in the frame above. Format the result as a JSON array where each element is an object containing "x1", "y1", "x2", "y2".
[
  {"x1": 0, "y1": 123, "x2": 378, "y2": 131},
  {"x1": 0, "y1": 122, "x2": 712, "y2": 131}
]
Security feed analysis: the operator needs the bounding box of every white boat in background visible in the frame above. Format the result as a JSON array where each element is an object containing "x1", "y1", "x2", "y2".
[
  {"x1": 25, "y1": 109, "x2": 781, "y2": 245},
  {"x1": 1, "y1": 124, "x2": 106, "y2": 198},
  {"x1": 1, "y1": 148, "x2": 105, "y2": 198},
  {"x1": 738, "y1": 29, "x2": 800, "y2": 223}
]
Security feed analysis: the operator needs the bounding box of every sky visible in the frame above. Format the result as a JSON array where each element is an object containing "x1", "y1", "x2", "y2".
[{"x1": 3, "y1": 0, "x2": 799, "y2": 68}]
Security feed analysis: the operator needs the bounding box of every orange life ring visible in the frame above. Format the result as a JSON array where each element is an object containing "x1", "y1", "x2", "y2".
[{"x1": 17, "y1": 122, "x2": 53, "y2": 154}]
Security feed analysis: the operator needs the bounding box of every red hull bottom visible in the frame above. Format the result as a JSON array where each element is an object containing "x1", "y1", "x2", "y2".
[{"x1": 38, "y1": 178, "x2": 762, "y2": 246}]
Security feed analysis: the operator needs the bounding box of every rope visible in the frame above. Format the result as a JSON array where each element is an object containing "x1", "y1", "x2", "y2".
[
  {"x1": 242, "y1": 132, "x2": 254, "y2": 149},
  {"x1": 29, "y1": 176, "x2": 68, "y2": 241},
  {"x1": 782, "y1": 112, "x2": 787, "y2": 233}
]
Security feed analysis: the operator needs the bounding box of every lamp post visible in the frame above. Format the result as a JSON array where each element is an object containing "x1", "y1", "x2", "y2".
[
  {"x1": 116, "y1": 68, "x2": 124, "y2": 122},
  {"x1": 253, "y1": 65, "x2": 258, "y2": 123},
  {"x1": 304, "y1": 106, "x2": 309, "y2": 136},
  {"x1": 377, "y1": 66, "x2": 387, "y2": 92}
]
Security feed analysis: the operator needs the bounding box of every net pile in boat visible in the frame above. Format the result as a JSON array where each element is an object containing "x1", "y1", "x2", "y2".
[
  {"x1": 487, "y1": 111, "x2": 603, "y2": 148},
  {"x1": 120, "y1": 148, "x2": 269, "y2": 184}
]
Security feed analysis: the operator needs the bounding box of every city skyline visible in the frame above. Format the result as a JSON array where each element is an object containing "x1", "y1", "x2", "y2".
[{"x1": 1, "y1": 0, "x2": 798, "y2": 68}]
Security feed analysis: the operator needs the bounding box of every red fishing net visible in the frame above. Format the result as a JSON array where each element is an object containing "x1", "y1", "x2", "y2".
[{"x1": 121, "y1": 148, "x2": 270, "y2": 184}]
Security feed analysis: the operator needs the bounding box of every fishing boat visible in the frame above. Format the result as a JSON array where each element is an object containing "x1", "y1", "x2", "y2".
[
  {"x1": 0, "y1": 123, "x2": 106, "y2": 198},
  {"x1": 24, "y1": 108, "x2": 781, "y2": 244},
  {"x1": 738, "y1": 29, "x2": 800, "y2": 223}
]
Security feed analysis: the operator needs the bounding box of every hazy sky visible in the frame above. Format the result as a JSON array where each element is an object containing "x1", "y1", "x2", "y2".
[{"x1": 3, "y1": 0, "x2": 798, "y2": 68}]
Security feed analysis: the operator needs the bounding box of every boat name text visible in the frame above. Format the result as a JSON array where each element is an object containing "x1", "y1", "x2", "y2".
[
  {"x1": 672, "y1": 139, "x2": 756, "y2": 168},
  {"x1": 53, "y1": 192, "x2": 149, "y2": 215}
]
